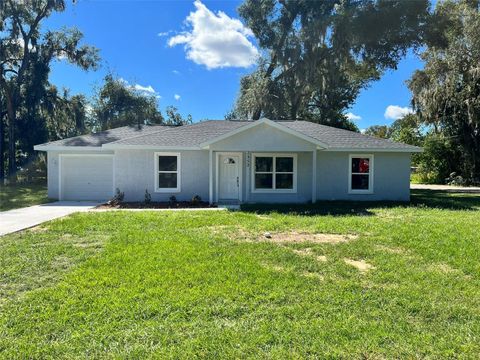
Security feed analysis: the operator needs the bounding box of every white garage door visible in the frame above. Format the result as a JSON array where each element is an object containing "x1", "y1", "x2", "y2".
[{"x1": 60, "y1": 155, "x2": 114, "y2": 201}]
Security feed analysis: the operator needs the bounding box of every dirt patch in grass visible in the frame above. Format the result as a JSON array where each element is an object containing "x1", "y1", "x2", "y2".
[
  {"x1": 301, "y1": 271, "x2": 324, "y2": 281},
  {"x1": 261, "y1": 232, "x2": 357, "y2": 244},
  {"x1": 70, "y1": 235, "x2": 109, "y2": 252},
  {"x1": 261, "y1": 262, "x2": 289, "y2": 273},
  {"x1": 427, "y1": 262, "x2": 471, "y2": 279},
  {"x1": 290, "y1": 248, "x2": 328, "y2": 262},
  {"x1": 431, "y1": 263, "x2": 458, "y2": 273},
  {"x1": 207, "y1": 228, "x2": 356, "y2": 246},
  {"x1": 261, "y1": 262, "x2": 324, "y2": 281},
  {"x1": 207, "y1": 225, "x2": 251, "y2": 240},
  {"x1": 344, "y1": 258, "x2": 375, "y2": 273},
  {"x1": 51, "y1": 256, "x2": 73, "y2": 271},
  {"x1": 28, "y1": 226, "x2": 49, "y2": 233},
  {"x1": 375, "y1": 245, "x2": 407, "y2": 254},
  {"x1": 72, "y1": 241, "x2": 104, "y2": 249},
  {"x1": 292, "y1": 248, "x2": 314, "y2": 256}
]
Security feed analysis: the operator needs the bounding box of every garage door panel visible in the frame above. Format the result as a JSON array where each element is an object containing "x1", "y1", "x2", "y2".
[{"x1": 61, "y1": 156, "x2": 113, "y2": 201}]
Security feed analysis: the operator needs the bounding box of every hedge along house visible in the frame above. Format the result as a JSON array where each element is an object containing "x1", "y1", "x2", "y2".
[{"x1": 34, "y1": 118, "x2": 422, "y2": 204}]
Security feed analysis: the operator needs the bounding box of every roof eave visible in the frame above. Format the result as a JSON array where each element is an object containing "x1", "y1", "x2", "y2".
[
  {"x1": 101, "y1": 144, "x2": 201, "y2": 150},
  {"x1": 34, "y1": 145, "x2": 105, "y2": 151},
  {"x1": 324, "y1": 147, "x2": 423, "y2": 153}
]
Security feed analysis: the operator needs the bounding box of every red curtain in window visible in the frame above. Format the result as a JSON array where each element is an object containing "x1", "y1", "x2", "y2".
[{"x1": 359, "y1": 159, "x2": 369, "y2": 173}]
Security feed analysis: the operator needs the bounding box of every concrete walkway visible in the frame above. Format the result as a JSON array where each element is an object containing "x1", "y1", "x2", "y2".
[
  {"x1": 0, "y1": 201, "x2": 99, "y2": 236},
  {"x1": 411, "y1": 184, "x2": 480, "y2": 193}
]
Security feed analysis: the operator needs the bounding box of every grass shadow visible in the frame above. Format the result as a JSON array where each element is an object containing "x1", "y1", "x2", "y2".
[
  {"x1": 240, "y1": 189, "x2": 480, "y2": 216},
  {"x1": 410, "y1": 189, "x2": 480, "y2": 210}
]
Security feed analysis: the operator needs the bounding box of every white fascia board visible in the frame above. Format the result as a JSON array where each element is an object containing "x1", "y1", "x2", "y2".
[
  {"x1": 34, "y1": 145, "x2": 105, "y2": 151},
  {"x1": 101, "y1": 144, "x2": 200, "y2": 150},
  {"x1": 324, "y1": 147, "x2": 423, "y2": 153},
  {"x1": 199, "y1": 118, "x2": 329, "y2": 149}
]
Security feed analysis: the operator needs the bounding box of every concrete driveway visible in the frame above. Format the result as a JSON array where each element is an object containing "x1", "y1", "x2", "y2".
[
  {"x1": 0, "y1": 201, "x2": 99, "y2": 236},
  {"x1": 411, "y1": 184, "x2": 480, "y2": 193}
]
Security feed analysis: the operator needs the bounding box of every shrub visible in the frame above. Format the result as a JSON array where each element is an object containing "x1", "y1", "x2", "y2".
[
  {"x1": 144, "y1": 189, "x2": 151, "y2": 204},
  {"x1": 410, "y1": 171, "x2": 438, "y2": 184},
  {"x1": 169, "y1": 195, "x2": 177, "y2": 206},
  {"x1": 191, "y1": 195, "x2": 201, "y2": 205},
  {"x1": 446, "y1": 172, "x2": 466, "y2": 186},
  {"x1": 108, "y1": 188, "x2": 124, "y2": 206}
]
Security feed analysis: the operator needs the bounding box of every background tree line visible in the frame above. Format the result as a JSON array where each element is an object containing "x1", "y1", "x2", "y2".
[
  {"x1": 1, "y1": 0, "x2": 479, "y2": 185},
  {"x1": 363, "y1": 0, "x2": 480, "y2": 184},
  {"x1": 0, "y1": 0, "x2": 191, "y2": 184}
]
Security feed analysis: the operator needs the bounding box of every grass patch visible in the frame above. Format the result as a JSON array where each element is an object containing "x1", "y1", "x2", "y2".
[
  {"x1": 0, "y1": 183, "x2": 51, "y2": 211},
  {"x1": 0, "y1": 191, "x2": 479, "y2": 357}
]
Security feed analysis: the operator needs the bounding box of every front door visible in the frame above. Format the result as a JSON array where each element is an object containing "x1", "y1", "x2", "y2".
[{"x1": 218, "y1": 154, "x2": 240, "y2": 201}]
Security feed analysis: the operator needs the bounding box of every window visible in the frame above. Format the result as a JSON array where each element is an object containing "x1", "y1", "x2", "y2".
[
  {"x1": 155, "y1": 152, "x2": 180, "y2": 192},
  {"x1": 252, "y1": 154, "x2": 296, "y2": 192},
  {"x1": 349, "y1": 154, "x2": 373, "y2": 193}
]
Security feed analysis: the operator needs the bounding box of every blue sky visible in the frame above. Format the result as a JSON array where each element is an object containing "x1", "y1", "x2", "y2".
[{"x1": 45, "y1": 0, "x2": 423, "y2": 130}]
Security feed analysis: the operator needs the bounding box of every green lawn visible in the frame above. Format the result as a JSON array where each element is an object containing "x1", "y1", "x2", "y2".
[
  {"x1": 0, "y1": 190, "x2": 479, "y2": 358},
  {"x1": 0, "y1": 183, "x2": 51, "y2": 211}
]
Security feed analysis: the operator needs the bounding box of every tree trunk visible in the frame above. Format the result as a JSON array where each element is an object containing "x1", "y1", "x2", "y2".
[
  {"x1": 7, "y1": 114, "x2": 16, "y2": 184},
  {"x1": 4, "y1": 88, "x2": 17, "y2": 184},
  {"x1": 0, "y1": 115, "x2": 4, "y2": 183}
]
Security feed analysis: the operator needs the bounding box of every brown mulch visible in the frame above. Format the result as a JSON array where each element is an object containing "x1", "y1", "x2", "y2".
[{"x1": 96, "y1": 201, "x2": 216, "y2": 209}]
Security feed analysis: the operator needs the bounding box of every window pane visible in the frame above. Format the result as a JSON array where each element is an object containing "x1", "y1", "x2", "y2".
[
  {"x1": 255, "y1": 174, "x2": 273, "y2": 189},
  {"x1": 255, "y1": 157, "x2": 273, "y2": 172},
  {"x1": 276, "y1": 157, "x2": 293, "y2": 172},
  {"x1": 352, "y1": 158, "x2": 369, "y2": 173},
  {"x1": 158, "y1": 156, "x2": 177, "y2": 171},
  {"x1": 276, "y1": 174, "x2": 293, "y2": 189},
  {"x1": 351, "y1": 174, "x2": 369, "y2": 190},
  {"x1": 158, "y1": 173, "x2": 177, "y2": 188},
  {"x1": 223, "y1": 157, "x2": 236, "y2": 164}
]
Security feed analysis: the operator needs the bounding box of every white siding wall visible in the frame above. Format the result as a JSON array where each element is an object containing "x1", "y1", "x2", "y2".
[
  {"x1": 114, "y1": 149, "x2": 209, "y2": 202},
  {"x1": 210, "y1": 123, "x2": 316, "y2": 152},
  {"x1": 317, "y1": 151, "x2": 411, "y2": 201},
  {"x1": 45, "y1": 149, "x2": 411, "y2": 202}
]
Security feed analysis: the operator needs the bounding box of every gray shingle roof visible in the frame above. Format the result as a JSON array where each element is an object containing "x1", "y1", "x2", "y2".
[
  {"x1": 282, "y1": 121, "x2": 419, "y2": 150},
  {"x1": 36, "y1": 125, "x2": 170, "y2": 147},
  {"x1": 36, "y1": 120, "x2": 421, "y2": 152},
  {"x1": 105, "y1": 120, "x2": 248, "y2": 147}
]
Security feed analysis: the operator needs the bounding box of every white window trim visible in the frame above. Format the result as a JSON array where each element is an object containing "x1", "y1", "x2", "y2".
[
  {"x1": 251, "y1": 153, "x2": 297, "y2": 193},
  {"x1": 348, "y1": 154, "x2": 374, "y2": 194},
  {"x1": 154, "y1": 152, "x2": 181, "y2": 193}
]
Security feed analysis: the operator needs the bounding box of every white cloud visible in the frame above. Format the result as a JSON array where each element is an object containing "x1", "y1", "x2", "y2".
[
  {"x1": 345, "y1": 112, "x2": 361, "y2": 121},
  {"x1": 168, "y1": 0, "x2": 258, "y2": 69},
  {"x1": 384, "y1": 105, "x2": 413, "y2": 120},
  {"x1": 174, "y1": 94, "x2": 181, "y2": 100},
  {"x1": 158, "y1": 31, "x2": 172, "y2": 37},
  {"x1": 133, "y1": 84, "x2": 156, "y2": 94},
  {"x1": 172, "y1": 70, "x2": 181, "y2": 75},
  {"x1": 120, "y1": 78, "x2": 159, "y2": 97}
]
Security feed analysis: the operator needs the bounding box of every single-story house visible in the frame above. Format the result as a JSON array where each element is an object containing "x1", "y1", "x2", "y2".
[{"x1": 34, "y1": 118, "x2": 422, "y2": 204}]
